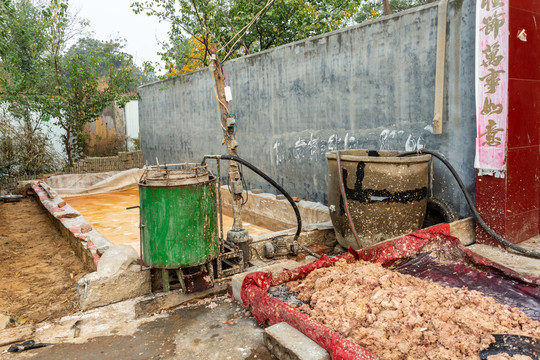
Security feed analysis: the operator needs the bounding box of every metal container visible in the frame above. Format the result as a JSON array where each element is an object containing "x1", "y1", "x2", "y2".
[
  {"x1": 1, "y1": 194, "x2": 22, "y2": 203},
  {"x1": 138, "y1": 164, "x2": 219, "y2": 268},
  {"x1": 326, "y1": 150, "x2": 431, "y2": 250}
]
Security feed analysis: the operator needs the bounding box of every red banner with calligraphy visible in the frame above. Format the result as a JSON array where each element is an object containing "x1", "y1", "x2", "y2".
[{"x1": 475, "y1": 0, "x2": 509, "y2": 175}]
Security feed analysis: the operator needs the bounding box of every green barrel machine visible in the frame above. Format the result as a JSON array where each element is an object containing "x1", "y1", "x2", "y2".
[{"x1": 138, "y1": 163, "x2": 220, "y2": 293}]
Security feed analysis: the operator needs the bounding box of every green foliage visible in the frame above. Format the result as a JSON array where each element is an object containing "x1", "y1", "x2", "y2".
[
  {"x1": 0, "y1": 0, "x2": 13, "y2": 57},
  {"x1": 0, "y1": 0, "x2": 51, "y2": 108},
  {"x1": 52, "y1": 53, "x2": 135, "y2": 163},
  {"x1": 158, "y1": 36, "x2": 194, "y2": 74},
  {"x1": 0, "y1": 0, "x2": 56, "y2": 175},
  {"x1": 65, "y1": 37, "x2": 132, "y2": 77},
  {"x1": 135, "y1": 61, "x2": 159, "y2": 86},
  {"x1": 355, "y1": 0, "x2": 431, "y2": 23},
  {"x1": 64, "y1": 37, "x2": 158, "y2": 87},
  {"x1": 227, "y1": 0, "x2": 358, "y2": 51},
  {"x1": 0, "y1": 1, "x2": 49, "y2": 177},
  {"x1": 134, "y1": 0, "x2": 433, "y2": 76},
  {"x1": 132, "y1": 0, "x2": 364, "y2": 75},
  {"x1": 0, "y1": 0, "x2": 139, "y2": 168}
]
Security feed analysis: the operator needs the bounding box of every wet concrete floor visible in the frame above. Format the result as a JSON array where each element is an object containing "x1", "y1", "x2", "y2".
[
  {"x1": 10, "y1": 298, "x2": 275, "y2": 360},
  {"x1": 65, "y1": 188, "x2": 275, "y2": 254}
]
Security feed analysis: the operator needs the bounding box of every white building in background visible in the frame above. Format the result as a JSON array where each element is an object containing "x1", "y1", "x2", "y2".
[
  {"x1": 124, "y1": 100, "x2": 139, "y2": 151},
  {"x1": 47, "y1": 120, "x2": 66, "y2": 160}
]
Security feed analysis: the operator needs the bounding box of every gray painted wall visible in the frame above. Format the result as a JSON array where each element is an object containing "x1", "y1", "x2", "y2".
[{"x1": 138, "y1": 0, "x2": 476, "y2": 216}]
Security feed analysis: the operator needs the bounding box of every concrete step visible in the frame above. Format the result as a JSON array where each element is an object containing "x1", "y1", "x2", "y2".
[{"x1": 264, "y1": 322, "x2": 330, "y2": 360}]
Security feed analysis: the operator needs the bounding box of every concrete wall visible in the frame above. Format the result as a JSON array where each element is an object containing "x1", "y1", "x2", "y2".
[{"x1": 138, "y1": 0, "x2": 477, "y2": 216}]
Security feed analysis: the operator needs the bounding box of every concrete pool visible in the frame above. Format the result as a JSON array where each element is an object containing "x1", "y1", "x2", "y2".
[
  {"x1": 31, "y1": 169, "x2": 333, "y2": 311},
  {"x1": 64, "y1": 187, "x2": 280, "y2": 255}
]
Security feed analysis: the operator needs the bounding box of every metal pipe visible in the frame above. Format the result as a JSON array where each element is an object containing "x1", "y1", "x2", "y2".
[
  {"x1": 201, "y1": 155, "x2": 220, "y2": 166},
  {"x1": 203, "y1": 154, "x2": 302, "y2": 241},
  {"x1": 217, "y1": 158, "x2": 224, "y2": 253},
  {"x1": 301, "y1": 245, "x2": 321, "y2": 259}
]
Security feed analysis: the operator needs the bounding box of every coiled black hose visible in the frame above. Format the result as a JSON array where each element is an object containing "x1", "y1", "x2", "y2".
[
  {"x1": 217, "y1": 155, "x2": 303, "y2": 241},
  {"x1": 397, "y1": 150, "x2": 540, "y2": 259}
]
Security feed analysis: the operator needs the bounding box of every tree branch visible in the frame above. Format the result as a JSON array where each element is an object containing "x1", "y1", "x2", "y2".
[{"x1": 382, "y1": 0, "x2": 392, "y2": 15}]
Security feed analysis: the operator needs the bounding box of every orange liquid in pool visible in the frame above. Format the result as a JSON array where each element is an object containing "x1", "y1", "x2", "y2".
[{"x1": 65, "y1": 187, "x2": 273, "y2": 254}]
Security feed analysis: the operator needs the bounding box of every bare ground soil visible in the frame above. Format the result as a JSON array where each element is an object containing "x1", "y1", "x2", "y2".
[{"x1": 0, "y1": 197, "x2": 91, "y2": 325}]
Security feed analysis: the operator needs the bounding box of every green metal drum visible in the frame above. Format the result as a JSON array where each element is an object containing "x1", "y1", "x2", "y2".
[{"x1": 139, "y1": 165, "x2": 219, "y2": 268}]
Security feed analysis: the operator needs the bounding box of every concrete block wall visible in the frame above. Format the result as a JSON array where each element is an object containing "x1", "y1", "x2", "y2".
[
  {"x1": 66, "y1": 151, "x2": 143, "y2": 174},
  {"x1": 138, "y1": 0, "x2": 477, "y2": 217}
]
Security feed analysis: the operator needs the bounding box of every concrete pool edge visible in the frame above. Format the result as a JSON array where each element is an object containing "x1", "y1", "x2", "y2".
[
  {"x1": 31, "y1": 181, "x2": 151, "y2": 311},
  {"x1": 32, "y1": 181, "x2": 112, "y2": 270},
  {"x1": 219, "y1": 186, "x2": 331, "y2": 232}
]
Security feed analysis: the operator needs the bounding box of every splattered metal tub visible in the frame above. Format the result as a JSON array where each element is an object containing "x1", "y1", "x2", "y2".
[
  {"x1": 138, "y1": 164, "x2": 219, "y2": 268},
  {"x1": 326, "y1": 150, "x2": 431, "y2": 250}
]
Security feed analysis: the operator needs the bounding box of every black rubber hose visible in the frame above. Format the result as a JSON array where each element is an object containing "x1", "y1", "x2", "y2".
[
  {"x1": 397, "y1": 150, "x2": 540, "y2": 259},
  {"x1": 219, "y1": 155, "x2": 303, "y2": 241}
]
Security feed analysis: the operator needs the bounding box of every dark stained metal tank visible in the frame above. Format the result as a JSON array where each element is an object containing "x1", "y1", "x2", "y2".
[{"x1": 326, "y1": 150, "x2": 431, "y2": 250}]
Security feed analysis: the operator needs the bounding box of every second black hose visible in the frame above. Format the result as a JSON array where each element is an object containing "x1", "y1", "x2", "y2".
[{"x1": 397, "y1": 150, "x2": 540, "y2": 259}]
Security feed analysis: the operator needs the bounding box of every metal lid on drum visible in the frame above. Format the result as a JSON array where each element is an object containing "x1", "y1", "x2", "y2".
[{"x1": 139, "y1": 163, "x2": 212, "y2": 187}]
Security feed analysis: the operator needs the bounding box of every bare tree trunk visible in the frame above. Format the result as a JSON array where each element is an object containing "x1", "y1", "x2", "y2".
[
  {"x1": 210, "y1": 43, "x2": 243, "y2": 230},
  {"x1": 382, "y1": 0, "x2": 392, "y2": 15},
  {"x1": 65, "y1": 127, "x2": 73, "y2": 166}
]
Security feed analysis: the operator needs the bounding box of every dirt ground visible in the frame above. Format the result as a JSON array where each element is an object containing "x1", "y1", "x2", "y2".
[{"x1": 0, "y1": 197, "x2": 91, "y2": 325}]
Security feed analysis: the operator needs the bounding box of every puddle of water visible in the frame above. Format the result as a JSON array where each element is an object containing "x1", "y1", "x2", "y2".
[{"x1": 64, "y1": 188, "x2": 274, "y2": 254}]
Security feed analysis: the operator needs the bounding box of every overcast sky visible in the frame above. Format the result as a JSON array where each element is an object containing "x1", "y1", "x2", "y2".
[{"x1": 69, "y1": 0, "x2": 170, "y2": 70}]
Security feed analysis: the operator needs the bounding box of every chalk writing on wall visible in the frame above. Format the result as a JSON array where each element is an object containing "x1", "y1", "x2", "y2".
[{"x1": 272, "y1": 129, "x2": 428, "y2": 166}]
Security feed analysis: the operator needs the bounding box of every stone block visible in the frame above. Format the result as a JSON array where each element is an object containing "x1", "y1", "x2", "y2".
[
  {"x1": 264, "y1": 322, "x2": 330, "y2": 360},
  {"x1": 78, "y1": 265, "x2": 151, "y2": 311}
]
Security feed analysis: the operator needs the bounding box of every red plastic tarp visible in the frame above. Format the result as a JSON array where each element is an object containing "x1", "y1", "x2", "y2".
[{"x1": 240, "y1": 224, "x2": 540, "y2": 359}]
